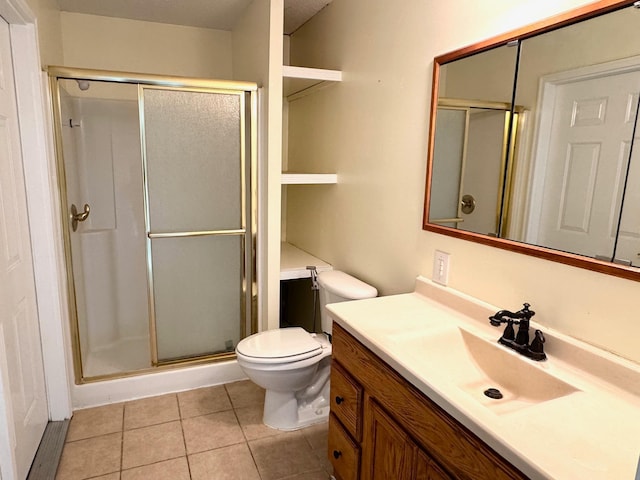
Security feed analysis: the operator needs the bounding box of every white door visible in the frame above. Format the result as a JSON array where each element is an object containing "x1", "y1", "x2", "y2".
[
  {"x1": 0, "y1": 16, "x2": 48, "y2": 480},
  {"x1": 535, "y1": 69, "x2": 640, "y2": 259},
  {"x1": 611, "y1": 94, "x2": 640, "y2": 266}
]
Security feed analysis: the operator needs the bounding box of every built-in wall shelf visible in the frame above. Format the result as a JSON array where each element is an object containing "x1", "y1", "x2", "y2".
[
  {"x1": 280, "y1": 242, "x2": 333, "y2": 280},
  {"x1": 283, "y1": 65, "x2": 343, "y2": 100},
  {"x1": 281, "y1": 172, "x2": 338, "y2": 185}
]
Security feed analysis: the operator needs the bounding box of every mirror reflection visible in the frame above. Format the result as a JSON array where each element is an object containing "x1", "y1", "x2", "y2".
[
  {"x1": 427, "y1": 3, "x2": 640, "y2": 268},
  {"x1": 431, "y1": 45, "x2": 518, "y2": 236}
]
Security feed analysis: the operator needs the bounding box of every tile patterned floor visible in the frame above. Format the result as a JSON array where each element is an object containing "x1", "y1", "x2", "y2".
[{"x1": 56, "y1": 380, "x2": 333, "y2": 480}]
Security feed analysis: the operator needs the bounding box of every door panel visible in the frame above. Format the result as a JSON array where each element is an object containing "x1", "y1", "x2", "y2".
[
  {"x1": 152, "y1": 235, "x2": 243, "y2": 361},
  {"x1": 60, "y1": 83, "x2": 151, "y2": 379},
  {"x1": 141, "y1": 87, "x2": 249, "y2": 364},
  {"x1": 430, "y1": 108, "x2": 465, "y2": 224},
  {"x1": 143, "y1": 88, "x2": 243, "y2": 233},
  {"x1": 613, "y1": 93, "x2": 640, "y2": 265},
  {"x1": 460, "y1": 109, "x2": 507, "y2": 236},
  {"x1": 0, "y1": 16, "x2": 48, "y2": 479},
  {"x1": 536, "y1": 70, "x2": 640, "y2": 258},
  {"x1": 364, "y1": 400, "x2": 415, "y2": 480}
]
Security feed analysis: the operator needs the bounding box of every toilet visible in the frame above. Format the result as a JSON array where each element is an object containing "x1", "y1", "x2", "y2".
[{"x1": 235, "y1": 270, "x2": 377, "y2": 430}]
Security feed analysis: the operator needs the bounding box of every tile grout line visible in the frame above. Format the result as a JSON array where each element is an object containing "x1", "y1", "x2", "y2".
[
  {"x1": 175, "y1": 393, "x2": 193, "y2": 480},
  {"x1": 225, "y1": 383, "x2": 265, "y2": 479},
  {"x1": 119, "y1": 403, "x2": 125, "y2": 477}
]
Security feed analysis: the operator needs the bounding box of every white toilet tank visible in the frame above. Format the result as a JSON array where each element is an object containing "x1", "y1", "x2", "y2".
[{"x1": 317, "y1": 270, "x2": 377, "y2": 335}]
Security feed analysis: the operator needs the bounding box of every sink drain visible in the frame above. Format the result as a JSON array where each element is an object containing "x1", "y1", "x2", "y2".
[{"x1": 484, "y1": 388, "x2": 503, "y2": 399}]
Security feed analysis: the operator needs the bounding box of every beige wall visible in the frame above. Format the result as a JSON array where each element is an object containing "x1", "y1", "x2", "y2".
[
  {"x1": 442, "y1": 45, "x2": 516, "y2": 103},
  {"x1": 444, "y1": 8, "x2": 640, "y2": 112},
  {"x1": 25, "y1": 0, "x2": 63, "y2": 66},
  {"x1": 60, "y1": 12, "x2": 233, "y2": 79},
  {"x1": 286, "y1": 0, "x2": 640, "y2": 363}
]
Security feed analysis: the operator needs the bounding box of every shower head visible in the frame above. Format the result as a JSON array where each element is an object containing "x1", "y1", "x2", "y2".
[{"x1": 76, "y1": 80, "x2": 90, "y2": 91}]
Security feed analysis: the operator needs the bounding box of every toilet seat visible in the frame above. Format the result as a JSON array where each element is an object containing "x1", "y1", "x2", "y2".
[{"x1": 236, "y1": 327, "x2": 323, "y2": 364}]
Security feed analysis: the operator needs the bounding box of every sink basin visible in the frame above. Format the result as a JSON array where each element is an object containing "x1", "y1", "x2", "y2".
[{"x1": 389, "y1": 326, "x2": 579, "y2": 414}]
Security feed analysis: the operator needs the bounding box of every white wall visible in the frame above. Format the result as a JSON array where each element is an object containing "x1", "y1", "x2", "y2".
[
  {"x1": 60, "y1": 12, "x2": 233, "y2": 79},
  {"x1": 286, "y1": 0, "x2": 640, "y2": 364}
]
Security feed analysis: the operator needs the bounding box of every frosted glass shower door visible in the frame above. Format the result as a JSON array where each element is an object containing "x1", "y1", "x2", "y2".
[{"x1": 141, "y1": 87, "x2": 250, "y2": 363}]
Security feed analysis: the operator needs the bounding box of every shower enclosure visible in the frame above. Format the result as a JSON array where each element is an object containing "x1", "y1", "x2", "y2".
[{"x1": 49, "y1": 68, "x2": 257, "y2": 382}]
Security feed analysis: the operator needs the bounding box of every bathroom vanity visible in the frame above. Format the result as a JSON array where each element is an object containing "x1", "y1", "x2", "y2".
[
  {"x1": 329, "y1": 323, "x2": 526, "y2": 479},
  {"x1": 326, "y1": 277, "x2": 640, "y2": 479}
]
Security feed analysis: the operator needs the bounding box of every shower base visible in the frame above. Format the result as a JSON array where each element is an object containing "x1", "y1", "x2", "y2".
[{"x1": 83, "y1": 336, "x2": 151, "y2": 378}]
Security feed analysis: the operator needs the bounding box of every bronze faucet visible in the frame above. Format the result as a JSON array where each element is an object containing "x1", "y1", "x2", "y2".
[{"x1": 489, "y1": 303, "x2": 546, "y2": 361}]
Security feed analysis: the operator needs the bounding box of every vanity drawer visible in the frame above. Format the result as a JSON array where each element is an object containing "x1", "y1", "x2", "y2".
[
  {"x1": 328, "y1": 413, "x2": 360, "y2": 480},
  {"x1": 331, "y1": 361, "x2": 363, "y2": 440}
]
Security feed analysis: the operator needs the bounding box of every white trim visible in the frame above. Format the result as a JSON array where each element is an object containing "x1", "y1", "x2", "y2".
[
  {"x1": 2, "y1": 0, "x2": 74, "y2": 423},
  {"x1": 0, "y1": 0, "x2": 31, "y2": 24},
  {"x1": 525, "y1": 55, "x2": 640, "y2": 244},
  {"x1": 257, "y1": 86, "x2": 266, "y2": 332}
]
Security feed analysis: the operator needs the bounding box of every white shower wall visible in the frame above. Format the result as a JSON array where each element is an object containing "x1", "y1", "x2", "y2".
[{"x1": 65, "y1": 92, "x2": 150, "y2": 375}]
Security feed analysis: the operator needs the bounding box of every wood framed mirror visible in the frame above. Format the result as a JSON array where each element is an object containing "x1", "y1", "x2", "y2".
[{"x1": 423, "y1": 0, "x2": 640, "y2": 281}]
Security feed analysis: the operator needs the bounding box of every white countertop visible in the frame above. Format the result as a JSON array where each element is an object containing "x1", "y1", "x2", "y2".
[{"x1": 327, "y1": 277, "x2": 640, "y2": 480}]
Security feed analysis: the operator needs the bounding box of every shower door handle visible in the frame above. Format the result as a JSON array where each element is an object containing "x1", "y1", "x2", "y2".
[
  {"x1": 70, "y1": 203, "x2": 90, "y2": 232},
  {"x1": 460, "y1": 194, "x2": 476, "y2": 214}
]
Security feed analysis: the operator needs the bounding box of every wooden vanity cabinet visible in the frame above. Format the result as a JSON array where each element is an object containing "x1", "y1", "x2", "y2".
[
  {"x1": 364, "y1": 399, "x2": 451, "y2": 480},
  {"x1": 328, "y1": 323, "x2": 528, "y2": 480}
]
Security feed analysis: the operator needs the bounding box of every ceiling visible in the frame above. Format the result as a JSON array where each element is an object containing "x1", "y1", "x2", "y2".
[{"x1": 56, "y1": 0, "x2": 332, "y2": 35}]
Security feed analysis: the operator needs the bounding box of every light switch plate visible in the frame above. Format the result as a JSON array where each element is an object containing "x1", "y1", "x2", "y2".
[{"x1": 433, "y1": 250, "x2": 450, "y2": 286}]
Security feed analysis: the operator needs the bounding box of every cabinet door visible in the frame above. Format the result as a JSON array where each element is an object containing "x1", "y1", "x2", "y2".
[
  {"x1": 364, "y1": 400, "x2": 416, "y2": 480},
  {"x1": 414, "y1": 449, "x2": 452, "y2": 480}
]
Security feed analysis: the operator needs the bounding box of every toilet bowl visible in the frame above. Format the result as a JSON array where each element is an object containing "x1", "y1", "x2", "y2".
[{"x1": 235, "y1": 270, "x2": 377, "y2": 430}]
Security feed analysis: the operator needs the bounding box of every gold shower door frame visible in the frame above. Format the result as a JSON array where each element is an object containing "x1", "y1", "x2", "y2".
[
  {"x1": 139, "y1": 84, "x2": 254, "y2": 366},
  {"x1": 48, "y1": 67, "x2": 258, "y2": 383}
]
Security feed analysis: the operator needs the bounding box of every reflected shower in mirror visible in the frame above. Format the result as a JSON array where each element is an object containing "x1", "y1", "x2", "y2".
[
  {"x1": 430, "y1": 43, "x2": 518, "y2": 236},
  {"x1": 431, "y1": 102, "x2": 518, "y2": 237},
  {"x1": 425, "y1": 0, "x2": 640, "y2": 278}
]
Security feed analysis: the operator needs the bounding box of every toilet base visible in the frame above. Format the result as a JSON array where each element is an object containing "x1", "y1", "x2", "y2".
[
  {"x1": 262, "y1": 362, "x2": 331, "y2": 431},
  {"x1": 263, "y1": 390, "x2": 330, "y2": 431}
]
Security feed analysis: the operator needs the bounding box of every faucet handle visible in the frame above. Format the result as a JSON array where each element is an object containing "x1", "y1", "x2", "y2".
[
  {"x1": 502, "y1": 320, "x2": 515, "y2": 341},
  {"x1": 530, "y1": 330, "x2": 545, "y2": 351},
  {"x1": 528, "y1": 330, "x2": 547, "y2": 361}
]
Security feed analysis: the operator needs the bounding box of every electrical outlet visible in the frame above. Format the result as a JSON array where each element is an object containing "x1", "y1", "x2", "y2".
[{"x1": 432, "y1": 250, "x2": 450, "y2": 286}]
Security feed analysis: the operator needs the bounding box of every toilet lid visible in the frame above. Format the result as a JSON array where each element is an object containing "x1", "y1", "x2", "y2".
[{"x1": 236, "y1": 327, "x2": 322, "y2": 362}]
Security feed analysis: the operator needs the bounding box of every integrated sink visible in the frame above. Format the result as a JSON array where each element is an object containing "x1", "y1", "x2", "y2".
[{"x1": 389, "y1": 326, "x2": 579, "y2": 414}]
